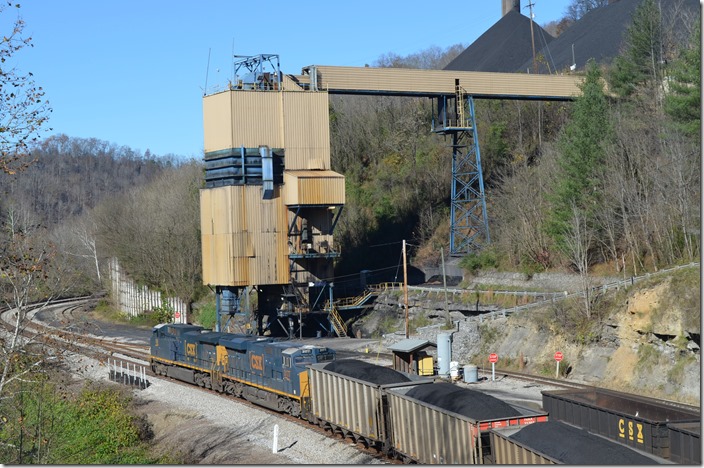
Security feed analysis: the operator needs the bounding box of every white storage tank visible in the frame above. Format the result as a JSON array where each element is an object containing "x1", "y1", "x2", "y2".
[{"x1": 437, "y1": 333, "x2": 452, "y2": 377}]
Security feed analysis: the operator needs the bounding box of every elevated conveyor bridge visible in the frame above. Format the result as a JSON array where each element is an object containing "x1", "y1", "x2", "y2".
[{"x1": 289, "y1": 65, "x2": 582, "y2": 255}]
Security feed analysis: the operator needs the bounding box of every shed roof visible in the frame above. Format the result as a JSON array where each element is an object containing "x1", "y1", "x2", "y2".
[{"x1": 388, "y1": 338, "x2": 436, "y2": 353}]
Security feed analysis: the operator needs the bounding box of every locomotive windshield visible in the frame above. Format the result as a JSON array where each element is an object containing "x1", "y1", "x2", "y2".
[{"x1": 289, "y1": 346, "x2": 335, "y2": 366}]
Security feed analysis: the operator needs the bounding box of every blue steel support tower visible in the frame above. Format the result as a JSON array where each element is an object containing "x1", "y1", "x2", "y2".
[{"x1": 433, "y1": 85, "x2": 490, "y2": 256}]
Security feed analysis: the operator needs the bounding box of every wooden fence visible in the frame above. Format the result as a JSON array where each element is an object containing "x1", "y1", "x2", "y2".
[{"x1": 108, "y1": 258, "x2": 187, "y2": 323}]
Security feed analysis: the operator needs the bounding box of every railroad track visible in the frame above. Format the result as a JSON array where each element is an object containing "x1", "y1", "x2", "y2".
[
  {"x1": 0, "y1": 297, "x2": 151, "y2": 370},
  {"x1": 4, "y1": 299, "x2": 397, "y2": 463},
  {"x1": 6, "y1": 297, "x2": 699, "y2": 464},
  {"x1": 481, "y1": 367, "x2": 588, "y2": 390}
]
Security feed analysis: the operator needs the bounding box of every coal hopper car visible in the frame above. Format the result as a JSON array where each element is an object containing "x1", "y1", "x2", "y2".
[
  {"x1": 542, "y1": 387, "x2": 700, "y2": 461},
  {"x1": 307, "y1": 359, "x2": 434, "y2": 453},
  {"x1": 489, "y1": 420, "x2": 666, "y2": 464},
  {"x1": 385, "y1": 382, "x2": 548, "y2": 464}
]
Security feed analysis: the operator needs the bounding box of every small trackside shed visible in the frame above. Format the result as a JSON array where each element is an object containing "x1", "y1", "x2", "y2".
[{"x1": 387, "y1": 338, "x2": 436, "y2": 376}]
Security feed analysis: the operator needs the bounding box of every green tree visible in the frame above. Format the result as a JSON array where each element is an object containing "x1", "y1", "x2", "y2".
[
  {"x1": 546, "y1": 61, "x2": 612, "y2": 256},
  {"x1": 608, "y1": 0, "x2": 665, "y2": 99},
  {"x1": 665, "y1": 22, "x2": 701, "y2": 138}
]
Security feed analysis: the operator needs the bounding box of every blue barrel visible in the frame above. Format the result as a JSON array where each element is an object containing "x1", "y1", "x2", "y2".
[{"x1": 464, "y1": 365, "x2": 478, "y2": 383}]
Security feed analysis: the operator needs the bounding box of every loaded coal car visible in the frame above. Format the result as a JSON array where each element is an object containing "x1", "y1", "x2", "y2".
[
  {"x1": 542, "y1": 388, "x2": 700, "y2": 460},
  {"x1": 149, "y1": 323, "x2": 335, "y2": 417},
  {"x1": 385, "y1": 382, "x2": 548, "y2": 464},
  {"x1": 667, "y1": 421, "x2": 701, "y2": 464},
  {"x1": 489, "y1": 420, "x2": 666, "y2": 464},
  {"x1": 307, "y1": 359, "x2": 435, "y2": 454}
]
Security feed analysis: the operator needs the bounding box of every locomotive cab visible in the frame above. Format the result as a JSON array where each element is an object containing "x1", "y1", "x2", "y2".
[{"x1": 150, "y1": 323, "x2": 204, "y2": 361}]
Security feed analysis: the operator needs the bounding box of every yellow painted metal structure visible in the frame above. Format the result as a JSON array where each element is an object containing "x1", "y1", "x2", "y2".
[
  {"x1": 201, "y1": 58, "x2": 584, "y2": 334},
  {"x1": 295, "y1": 65, "x2": 583, "y2": 99},
  {"x1": 201, "y1": 85, "x2": 342, "y2": 289}
]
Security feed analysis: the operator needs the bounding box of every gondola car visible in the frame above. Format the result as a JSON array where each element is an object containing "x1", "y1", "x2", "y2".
[{"x1": 150, "y1": 323, "x2": 335, "y2": 417}]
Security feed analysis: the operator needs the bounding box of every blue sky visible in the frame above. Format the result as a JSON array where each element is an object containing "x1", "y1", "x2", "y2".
[{"x1": 13, "y1": 1, "x2": 571, "y2": 160}]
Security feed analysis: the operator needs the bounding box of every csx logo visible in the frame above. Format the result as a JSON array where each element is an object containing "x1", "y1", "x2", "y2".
[
  {"x1": 250, "y1": 354, "x2": 263, "y2": 371},
  {"x1": 186, "y1": 343, "x2": 196, "y2": 357},
  {"x1": 618, "y1": 418, "x2": 644, "y2": 444}
]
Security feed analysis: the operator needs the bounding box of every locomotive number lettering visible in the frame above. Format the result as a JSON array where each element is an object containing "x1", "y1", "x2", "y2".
[
  {"x1": 618, "y1": 418, "x2": 644, "y2": 444},
  {"x1": 250, "y1": 354, "x2": 264, "y2": 371},
  {"x1": 186, "y1": 343, "x2": 196, "y2": 357}
]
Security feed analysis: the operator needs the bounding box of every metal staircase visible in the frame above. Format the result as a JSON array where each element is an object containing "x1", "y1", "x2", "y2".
[{"x1": 328, "y1": 305, "x2": 347, "y2": 337}]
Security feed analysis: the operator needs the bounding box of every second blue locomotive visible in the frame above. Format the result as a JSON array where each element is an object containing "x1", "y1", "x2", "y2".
[{"x1": 150, "y1": 323, "x2": 335, "y2": 417}]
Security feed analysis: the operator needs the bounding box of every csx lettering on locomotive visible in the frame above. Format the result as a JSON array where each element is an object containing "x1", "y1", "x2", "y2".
[{"x1": 250, "y1": 353, "x2": 264, "y2": 371}]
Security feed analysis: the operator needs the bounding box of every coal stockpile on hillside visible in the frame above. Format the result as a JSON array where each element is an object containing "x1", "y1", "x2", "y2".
[
  {"x1": 405, "y1": 382, "x2": 520, "y2": 420},
  {"x1": 509, "y1": 421, "x2": 659, "y2": 464},
  {"x1": 324, "y1": 359, "x2": 411, "y2": 385}
]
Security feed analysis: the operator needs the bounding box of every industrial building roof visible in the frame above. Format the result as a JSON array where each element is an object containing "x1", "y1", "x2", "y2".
[
  {"x1": 443, "y1": 10, "x2": 555, "y2": 73},
  {"x1": 447, "y1": 0, "x2": 700, "y2": 75},
  {"x1": 525, "y1": 0, "x2": 700, "y2": 74}
]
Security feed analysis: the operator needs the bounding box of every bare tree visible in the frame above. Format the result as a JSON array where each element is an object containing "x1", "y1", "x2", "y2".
[
  {"x1": 0, "y1": 205, "x2": 63, "y2": 398},
  {"x1": 561, "y1": 203, "x2": 596, "y2": 319},
  {"x1": 95, "y1": 162, "x2": 204, "y2": 315},
  {"x1": 565, "y1": 0, "x2": 609, "y2": 22},
  {"x1": 0, "y1": 3, "x2": 51, "y2": 175}
]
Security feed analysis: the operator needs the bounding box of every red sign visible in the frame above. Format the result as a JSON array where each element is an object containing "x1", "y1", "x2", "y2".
[
  {"x1": 489, "y1": 353, "x2": 498, "y2": 363},
  {"x1": 554, "y1": 351, "x2": 564, "y2": 362},
  {"x1": 174, "y1": 312, "x2": 181, "y2": 320}
]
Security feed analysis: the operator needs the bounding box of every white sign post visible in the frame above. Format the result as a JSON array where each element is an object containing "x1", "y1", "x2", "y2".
[
  {"x1": 272, "y1": 424, "x2": 279, "y2": 454},
  {"x1": 489, "y1": 353, "x2": 498, "y2": 381}
]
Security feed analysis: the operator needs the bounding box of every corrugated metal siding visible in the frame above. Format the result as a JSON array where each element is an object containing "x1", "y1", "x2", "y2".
[
  {"x1": 204, "y1": 90, "x2": 331, "y2": 170},
  {"x1": 308, "y1": 364, "x2": 384, "y2": 440},
  {"x1": 282, "y1": 92, "x2": 331, "y2": 170},
  {"x1": 231, "y1": 92, "x2": 284, "y2": 149},
  {"x1": 281, "y1": 73, "x2": 305, "y2": 92},
  {"x1": 203, "y1": 91, "x2": 234, "y2": 154},
  {"x1": 489, "y1": 429, "x2": 557, "y2": 464},
  {"x1": 309, "y1": 66, "x2": 582, "y2": 99},
  {"x1": 387, "y1": 390, "x2": 476, "y2": 464},
  {"x1": 283, "y1": 170, "x2": 345, "y2": 205},
  {"x1": 200, "y1": 185, "x2": 288, "y2": 286},
  {"x1": 203, "y1": 91, "x2": 284, "y2": 153}
]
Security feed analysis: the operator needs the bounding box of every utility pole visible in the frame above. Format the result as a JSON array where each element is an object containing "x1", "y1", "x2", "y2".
[
  {"x1": 403, "y1": 239, "x2": 409, "y2": 339},
  {"x1": 441, "y1": 247, "x2": 450, "y2": 326},
  {"x1": 526, "y1": 1, "x2": 537, "y2": 74}
]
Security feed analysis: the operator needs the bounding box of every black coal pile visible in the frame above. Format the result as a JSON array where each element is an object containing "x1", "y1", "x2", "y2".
[
  {"x1": 324, "y1": 359, "x2": 411, "y2": 385},
  {"x1": 405, "y1": 382, "x2": 521, "y2": 420},
  {"x1": 509, "y1": 421, "x2": 659, "y2": 464}
]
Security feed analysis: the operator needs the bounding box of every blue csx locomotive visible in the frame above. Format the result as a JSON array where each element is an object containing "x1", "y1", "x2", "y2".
[{"x1": 150, "y1": 323, "x2": 335, "y2": 417}]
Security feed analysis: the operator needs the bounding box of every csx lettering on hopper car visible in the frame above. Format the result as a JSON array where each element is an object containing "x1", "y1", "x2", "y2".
[{"x1": 150, "y1": 323, "x2": 335, "y2": 417}]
